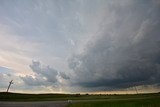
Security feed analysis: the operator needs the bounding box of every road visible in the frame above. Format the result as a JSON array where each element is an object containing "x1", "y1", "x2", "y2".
[
  {"x1": 0, "y1": 99, "x2": 124, "y2": 107},
  {"x1": 0, "y1": 101, "x2": 68, "y2": 107}
]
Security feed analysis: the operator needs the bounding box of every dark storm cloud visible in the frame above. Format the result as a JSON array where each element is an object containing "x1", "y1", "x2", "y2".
[
  {"x1": 68, "y1": 0, "x2": 160, "y2": 89},
  {"x1": 30, "y1": 61, "x2": 58, "y2": 83},
  {"x1": 59, "y1": 72, "x2": 70, "y2": 80},
  {"x1": 21, "y1": 61, "x2": 69, "y2": 86}
]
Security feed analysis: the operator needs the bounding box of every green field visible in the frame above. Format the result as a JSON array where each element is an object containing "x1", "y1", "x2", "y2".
[
  {"x1": 0, "y1": 92, "x2": 160, "y2": 107},
  {"x1": 68, "y1": 94, "x2": 160, "y2": 107},
  {"x1": 68, "y1": 97, "x2": 160, "y2": 107}
]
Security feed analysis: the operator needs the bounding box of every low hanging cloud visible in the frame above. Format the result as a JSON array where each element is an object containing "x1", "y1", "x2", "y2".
[
  {"x1": 21, "y1": 60, "x2": 69, "y2": 87},
  {"x1": 30, "y1": 61, "x2": 58, "y2": 83},
  {"x1": 68, "y1": 0, "x2": 160, "y2": 90}
]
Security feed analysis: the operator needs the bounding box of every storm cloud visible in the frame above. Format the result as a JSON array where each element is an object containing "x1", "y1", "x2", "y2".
[
  {"x1": 1, "y1": 0, "x2": 160, "y2": 93},
  {"x1": 21, "y1": 61, "x2": 69, "y2": 87},
  {"x1": 68, "y1": 0, "x2": 160, "y2": 89}
]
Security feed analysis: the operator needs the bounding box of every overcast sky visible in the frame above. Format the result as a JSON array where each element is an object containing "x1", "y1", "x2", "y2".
[{"x1": 0, "y1": 0, "x2": 160, "y2": 93}]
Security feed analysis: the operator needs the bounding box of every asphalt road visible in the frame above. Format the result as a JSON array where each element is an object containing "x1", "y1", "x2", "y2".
[
  {"x1": 0, "y1": 101, "x2": 68, "y2": 107},
  {"x1": 0, "y1": 99, "x2": 126, "y2": 107}
]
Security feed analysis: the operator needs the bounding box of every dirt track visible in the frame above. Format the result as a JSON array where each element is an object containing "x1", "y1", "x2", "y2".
[{"x1": 0, "y1": 101, "x2": 68, "y2": 107}]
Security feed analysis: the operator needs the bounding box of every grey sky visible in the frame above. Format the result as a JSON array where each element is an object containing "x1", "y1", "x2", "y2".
[{"x1": 0, "y1": 0, "x2": 160, "y2": 93}]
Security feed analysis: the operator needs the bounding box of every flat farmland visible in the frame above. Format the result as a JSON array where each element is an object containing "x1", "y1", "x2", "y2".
[{"x1": 0, "y1": 92, "x2": 160, "y2": 107}]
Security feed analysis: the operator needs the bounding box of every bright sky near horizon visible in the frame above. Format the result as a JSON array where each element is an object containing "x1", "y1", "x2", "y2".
[{"x1": 0, "y1": 0, "x2": 160, "y2": 93}]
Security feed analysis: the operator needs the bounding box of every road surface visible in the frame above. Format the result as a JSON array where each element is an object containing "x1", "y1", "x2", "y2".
[
  {"x1": 0, "y1": 101, "x2": 68, "y2": 107},
  {"x1": 0, "y1": 99, "x2": 116, "y2": 107}
]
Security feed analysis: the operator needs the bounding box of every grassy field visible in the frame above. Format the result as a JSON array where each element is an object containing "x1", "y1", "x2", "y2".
[
  {"x1": 68, "y1": 98, "x2": 160, "y2": 107},
  {"x1": 0, "y1": 92, "x2": 160, "y2": 107},
  {"x1": 0, "y1": 92, "x2": 87, "y2": 101},
  {"x1": 67, "y1": 93, "x2": 160, "y2": 107},
  {"x1": 0, "y1": 92, "x2": 159, "y2": 101}
]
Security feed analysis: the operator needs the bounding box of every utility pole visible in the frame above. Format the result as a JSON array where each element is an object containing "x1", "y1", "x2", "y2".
[
  {"x1": 7, "y1": 80, "x2": 13, "y2": 93},
  {"x1": 134, "y1": 86, "x2": 138, "y2": 94}
]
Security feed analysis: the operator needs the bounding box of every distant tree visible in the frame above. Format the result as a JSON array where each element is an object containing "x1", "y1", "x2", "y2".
[{"x1": 85, "y1": 93, "x2": 89, "y2": 95}]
